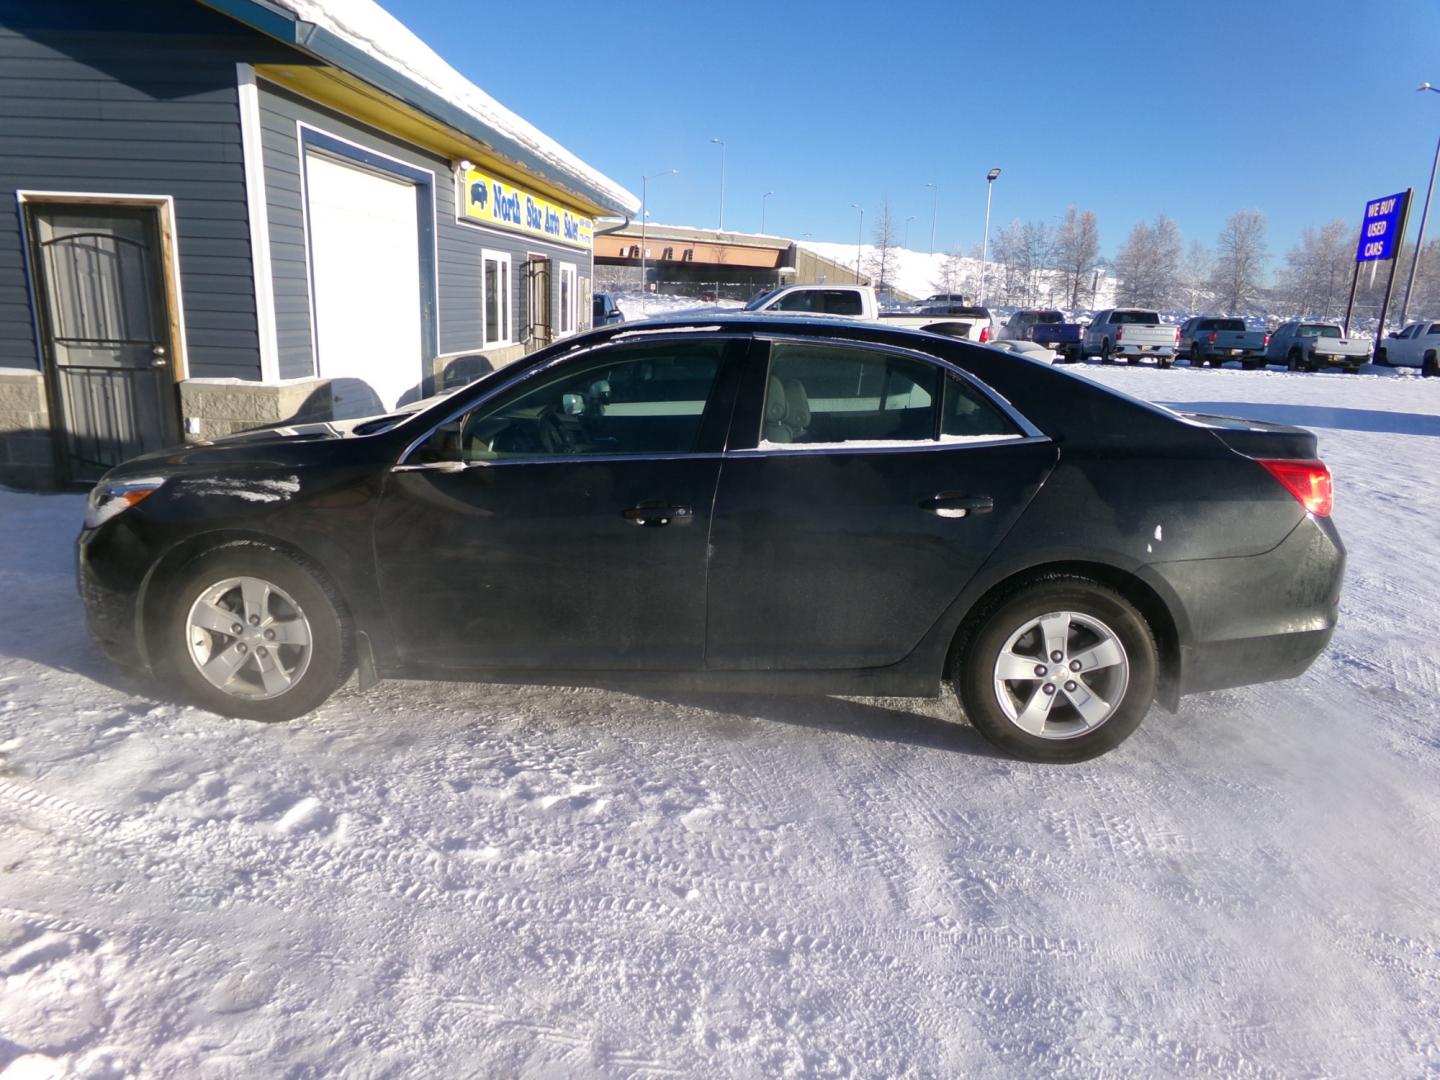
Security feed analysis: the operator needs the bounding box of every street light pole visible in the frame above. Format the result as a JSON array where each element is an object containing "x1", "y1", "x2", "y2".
[
  {"x1": 1399, "y1": 83, "x2": 1440, "y2": 327},
  {"x1": 761, "y1": 190, "x2": 774, "y2": 234},
  {"x1": 710, "y1": 138, "x2": 726, "y2": 231},
  {"x1": 850, "y1": 203, "x2": 864, "y2": 282},
  {"x1": 925, "y1": 182, "x2": 938, "y2": 255},
  {"x1": 640, "y1": 168, "x2": 677, "y2": 312},
  {"x1": 980, "y1": 167, "x2": 1001, "y2": 305},
  {"x1": 904, "y1": 215, "x2": 916, "y2": 251}
]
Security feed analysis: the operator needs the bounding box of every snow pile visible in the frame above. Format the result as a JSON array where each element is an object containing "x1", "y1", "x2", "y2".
[
  {"x1": 271, "y1": 0, "x2": 639, "y2": 214},
  {"x1": 0, "y1": 369, "x2": 1438, "y2": 1075}
]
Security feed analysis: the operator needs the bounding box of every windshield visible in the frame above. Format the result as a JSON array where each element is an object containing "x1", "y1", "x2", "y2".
[
  {"x1": 744, "y1": 288, "x2": 784, "y2": 311},
  {"x1": 1113, "y1": 310, "x2": 1160, "y2": 325}
]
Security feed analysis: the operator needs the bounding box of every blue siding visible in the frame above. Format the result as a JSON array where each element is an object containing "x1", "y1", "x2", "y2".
[{"x1": 0, "y1": 0, "x2": 292, "y2": 378}]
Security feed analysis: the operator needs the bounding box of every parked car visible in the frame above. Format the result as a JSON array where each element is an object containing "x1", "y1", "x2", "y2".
[
  {"x1": 1177, "y1": 316, "x2": 1269, "y2": 369},
  {"x1": 592, "y1": 292, "x2": 624, "y2": 326},
  {"x1": 999, "y1": 309, "x2": 1065, "y2": 343},
  {"x1": 1082, "y1": 309, "x2": 1178, "y2": 365},
  {"x1": 743, "y1": 284, "x2": 994, "y2": 342},
  {"x1": 1377, "y1": 320, "x2": 1440, "y2": 376},
  {"x1": 78, "y1": 315, "x2": 1344, "y2": 763},
  {"x1": 1264, "y1": 322, "x2": 1370, "y2": 373}
]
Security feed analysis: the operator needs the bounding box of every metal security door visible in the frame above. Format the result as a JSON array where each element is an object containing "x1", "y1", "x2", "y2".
[
  {"x1": 527, "y1": 255, "x2": 552, "y2": 347},
  {"x1": 28, "y1": 206, "x2": 179, "y2": 483}
]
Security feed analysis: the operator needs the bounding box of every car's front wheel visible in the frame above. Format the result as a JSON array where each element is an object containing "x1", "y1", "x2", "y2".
[
  {"x1": 161, "y1": 547, "x2": 350, "y2": 721},
  {"x1": 955, "y1": 577, "x2": 1158, "y2": 762}
]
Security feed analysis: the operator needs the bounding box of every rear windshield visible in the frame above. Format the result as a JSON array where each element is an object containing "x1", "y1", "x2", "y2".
[
  {"x1": 1112, "y1": 310, "x2": 1160, "y2": 324},
  {"x1": 923, "y1": 305, "x2": 989, "y2": 318},
  {"x1": 1200, "y1": 318, "x2": 1245, "y2": 331},
  {"x1": 1299, "y1": 324, "x2": 1341, "y2": 338}
]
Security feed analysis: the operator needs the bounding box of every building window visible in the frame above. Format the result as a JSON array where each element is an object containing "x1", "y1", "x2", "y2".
[
  {"x1": 558, "y1": 262, "x2": 578, "y2": 337},
  {"x1": 482, "y1": 249, "x2": 512, "y2": 346}
]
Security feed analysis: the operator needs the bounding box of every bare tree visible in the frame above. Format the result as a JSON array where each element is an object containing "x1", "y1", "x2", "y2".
[
  {"x1": 1180, "y1": 240, "x2": 1213, "y2": 313},
  {"x1": 863, "y1": 198, "x2": 900, "y2": 298},
  {"x1": 1054, "y1": 207, "x2": 1101, "y2": 308},
  {"x1": 1210, "y1": 210, "x2": 1269, "y2": 314},
  {"x1": 1279, "y1": 219, "x2": 1352, "y2": 320},
  {"x1": 1113, "y1": 214, "x2": 1182, "y2": 309},
  {"x1": 990, "y1": 219, "x2": 1056, "y2": 306}
]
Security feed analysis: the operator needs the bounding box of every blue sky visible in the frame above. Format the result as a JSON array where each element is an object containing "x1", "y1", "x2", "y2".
[{"x1": 385, "y1": 0, "x2": 1440, "y2": 266}]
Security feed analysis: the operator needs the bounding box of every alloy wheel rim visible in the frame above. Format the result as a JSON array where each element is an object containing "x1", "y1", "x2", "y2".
[
  {"x1": 185, "y1": 575, "x2": 313, "y2": 700},
  {"x1": 992, "y1": 610, "x2": 1129, "y2": 740}
]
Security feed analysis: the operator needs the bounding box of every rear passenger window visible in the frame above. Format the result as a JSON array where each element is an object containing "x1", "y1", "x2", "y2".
[{"x1": 759, "y1": 343, "x2": 1020, "y2": 448}]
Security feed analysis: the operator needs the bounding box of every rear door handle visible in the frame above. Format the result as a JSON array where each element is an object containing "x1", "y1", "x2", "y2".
[
  {"x1": 921, "y1": 493, "x2": 993, "y2": 519},
  {"x1": 623, "y1": 503, "x2": 693, "y2": 527}
]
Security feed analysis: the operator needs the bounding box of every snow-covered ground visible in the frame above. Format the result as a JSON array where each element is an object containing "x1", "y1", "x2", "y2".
[{"x1": 2, "y1": 365, "x2": 1439, "y2": 1077}]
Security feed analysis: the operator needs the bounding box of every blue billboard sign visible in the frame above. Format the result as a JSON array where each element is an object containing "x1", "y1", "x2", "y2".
[{"x1": 1355, "y1": 190, "x2": 1409, "y2": 262}]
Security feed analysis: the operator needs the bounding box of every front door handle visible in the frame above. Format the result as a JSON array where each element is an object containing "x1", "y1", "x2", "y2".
[
  {"x1": 921, "y1": 493, "x2": 993, "y2": 519},
  {"x1": 623, "y1": 503, "x2": 693, "y2": 527}
]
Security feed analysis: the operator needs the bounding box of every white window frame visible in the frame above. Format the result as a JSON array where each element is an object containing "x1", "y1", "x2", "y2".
[
  {"x1": 481, "y1": 248, "x2": 514, "y2": 348},
  {"x1": 557, "y1": 261, "x2": 578, "y2": 338}
]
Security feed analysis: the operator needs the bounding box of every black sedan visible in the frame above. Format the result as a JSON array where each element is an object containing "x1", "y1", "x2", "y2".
[{"x1": 77, "y1": 316, "x2": 1345, "y2": 762}]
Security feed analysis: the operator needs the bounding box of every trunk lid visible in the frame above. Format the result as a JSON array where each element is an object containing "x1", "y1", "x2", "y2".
[{"x1": 1175, "y1": 410, "x2": 1318, "y2": 459}]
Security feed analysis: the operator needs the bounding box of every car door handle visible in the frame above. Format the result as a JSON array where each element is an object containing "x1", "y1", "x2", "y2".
[
  {"x1": 921, "y1": 493, "x2": 993, "y2": 519},
  {"x1": 622, "y1": 503, "x2": 693, "y2": 527}
]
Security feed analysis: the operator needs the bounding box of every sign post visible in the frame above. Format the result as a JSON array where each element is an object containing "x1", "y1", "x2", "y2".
[{"x1": 1344, "y1": 189, "x2": 1411, "y2": 353}]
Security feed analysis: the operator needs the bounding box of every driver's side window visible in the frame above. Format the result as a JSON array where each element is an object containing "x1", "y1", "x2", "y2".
[{"x1": 415, "y1": 341, "x2": 726, "y2": 463}]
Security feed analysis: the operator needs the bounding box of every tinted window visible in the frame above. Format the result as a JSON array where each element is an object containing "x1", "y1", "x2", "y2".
[
  {"x1": 1299, "y1": 325, "x2": 1340, "y2": 339},
  {"x1": 417, "y1": 342, "x2": 724, "y2": 462},
  {"x1": 760, "y1": 343, "x2": 1019, "y2": 447},
  {"x1": 1428, "y1": 324, "x2": 1440, "y2": 335},
  {"x1": 770, "y1": 290, "x2": 821, "y2": 312},
  {"x1": 1112, "y1": 310, "x2": 1160, "y2": 324},
  {"x1": 819, "y1": 290, "x2": 864, "y2": 315}
]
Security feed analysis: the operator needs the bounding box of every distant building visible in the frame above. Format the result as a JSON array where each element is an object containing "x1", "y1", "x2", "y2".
[
  {"x1": 596, "y1": 224, "x2": 881, "y2": 303},
  {"x1": 0, "y1": 0, "x2": 636, "y2": 487}
]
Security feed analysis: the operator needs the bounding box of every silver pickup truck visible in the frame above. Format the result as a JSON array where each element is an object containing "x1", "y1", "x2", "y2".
[
  {"x1": 1082, "y1": 309, "x2": 1178, "y2": 366},
  {"x1": 1177, "y1": 316, "x2": 1270, "y2": 369},
  {"x1": 1264, "y1": 321, "x2": 1370, "y2": 373}
]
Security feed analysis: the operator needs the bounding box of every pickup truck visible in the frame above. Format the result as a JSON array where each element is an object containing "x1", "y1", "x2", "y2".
[
  {"x1": 1176, "y1": 316, "x2": 1269, "y2": 369},
  {"x1": 1377, "y1": 320, "x2": 1440, "y2": 376},
  {"x1": 1082, "y1": 309, "x2": 1178, "y2": 366},
  {"x1": 1264, "y1": 321, "x2": 1371, "y2": 373},
  {"x1": 1028, "y1": 319, "x2": 1086, "y2": 362},
  {"x1": 741, "y1": 284, "x2": 994, "y2": 342},
  {"x1": 998, "y1": 309, "x2": 1064, "y2": 342}
]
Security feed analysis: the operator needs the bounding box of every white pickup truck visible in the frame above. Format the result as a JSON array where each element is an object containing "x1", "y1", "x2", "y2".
[
  {"x1": 1082, "y1": 308, "x2": 1179, "y2": 366},
  {"x1": 740, "y1": 285, "x2": 994, "y2": 342},
  {"x1": 1378, "y1": 321, "x2": 1440, "y2": 376}
]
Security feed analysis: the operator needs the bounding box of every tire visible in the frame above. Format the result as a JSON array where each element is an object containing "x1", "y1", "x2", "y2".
[
  {"x1": 1287, "y1": 348, "x2": 1304, "y2": 372},
  {"x1": 954, "y1": 577, "x2": 1159, "y2": 763},
  {"x1": 1376, "y1": 349, "x2": 1390, "y2": 367},
  {"x1": 158, "y1": 545, "x2": 351, "y2": 722},
  {"x1": 1157, "y1": 357, "x2": 1173, "y2": 370},
  {"x1": 1242, "y1": 359, "x2": 1262, "y2": 371},
  {"x1": 1424, "y1": 350, "x2": 1439, "y2": 378},
  {"x1": 1099, "y1": 338, "x2": 1113, "y2": 364},
  {"x1": 1189, "y1": 343, "x2": 1202, "y2": 366}
]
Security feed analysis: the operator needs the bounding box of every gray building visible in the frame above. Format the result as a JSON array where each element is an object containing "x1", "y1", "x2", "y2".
[{"x1": 0, "y1": 0, "x2": 638, "y2": 488}]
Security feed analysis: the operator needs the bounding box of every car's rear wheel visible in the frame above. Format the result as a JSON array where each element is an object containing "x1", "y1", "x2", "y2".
[
  {"x1": 1423, "y1": 350, "x2": 1439, "y2": 378},
  {"x1": 1287, "y1": 348, "x2": 1304, "y2": 372},
  {"x1": 1099, "y1": 338, "x2": 1113, "y2": 363},
  {"x1": 160, "y1": 547, "x2": 350, "y2": 721},
  {"x1": 955, "y1": 578, "x2": 1158, "y2": 762}
]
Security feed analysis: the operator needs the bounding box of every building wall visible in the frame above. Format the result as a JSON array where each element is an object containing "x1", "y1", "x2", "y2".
[
  {"x1": 0, "y1": 0, "x2": 294, "y2": 381},
  {"x1": 256, "y1": 80, "x2": 593, "y2": 390}
]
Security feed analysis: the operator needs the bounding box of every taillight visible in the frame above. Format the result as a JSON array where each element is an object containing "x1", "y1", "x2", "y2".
[
  {"x1": 1116, "y1": 327, "x2": 1124, "y2": 341},
  {"x1": 1174, "y1": 326, "x2": 1181, "y2": 343},
  {"x1": 979, "y1": 326, "x2": 990, "y2": 343},
  {"x1": 1263, "y1": 333, "x2": 1270, "y2": 346},
  {"x1": 1208, "y1": 332, "x2": 1217, "y2": 344},
  {"x1": 1258, "y1": 458, "x2": 1333, "y2": 517}
]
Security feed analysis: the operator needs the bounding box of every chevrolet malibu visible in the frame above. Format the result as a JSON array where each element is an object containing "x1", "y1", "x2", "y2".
[{"x1": 77, "y1": 316, "x2": 1345, "y2": 762}]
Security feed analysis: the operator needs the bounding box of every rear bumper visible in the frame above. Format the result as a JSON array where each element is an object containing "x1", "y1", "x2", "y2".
[
  {"x1": 1114, "y1": 343, "x2": 1175, "y2": 356},
  {"x1": 1147, "y1": 514, "x2": 1345, "y2": 697}
]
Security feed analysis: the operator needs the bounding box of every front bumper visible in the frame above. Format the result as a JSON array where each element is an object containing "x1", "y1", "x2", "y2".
[
  {"x1": 1147, "y1": 514, "x2": 1346, "y2": 696},
  {"x1": 77, "y1": 527, "x2": 147, "y2": 673}
]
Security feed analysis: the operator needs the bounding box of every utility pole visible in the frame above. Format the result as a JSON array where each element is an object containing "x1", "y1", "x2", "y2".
[
  {"x1": 904, "y1": 215, "x2": 916, "y2": 250},
  {"x1": 979, "y1": 168, "x2": 1001, "y2": 304},
  {"x1": 850, "y1": 203, "x2": 864, "y2": 283},
  {"x1": 925, "y1": 182, "x2": 938, "y2": 256},
  {"x1": 761, "y1": 190, "x2": 774, "y2": 234},
  {"x1": 1399, "y1": 83, "x2": 1440, "y2": 326},
  {"x1": 710, "y1": 138, "x2": 726, "y2": 231}
]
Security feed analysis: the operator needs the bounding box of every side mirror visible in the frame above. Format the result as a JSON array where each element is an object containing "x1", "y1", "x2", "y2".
[{"x1": 562, "y1": 393, "x2": 585, "y2": 416}]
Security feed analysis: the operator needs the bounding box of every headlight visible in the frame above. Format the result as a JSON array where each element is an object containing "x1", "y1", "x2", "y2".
[{"x1": 84, "y1": 477, "x2": 166, "y2": 530}]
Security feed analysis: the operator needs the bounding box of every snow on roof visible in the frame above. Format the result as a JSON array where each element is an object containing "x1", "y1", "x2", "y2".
[{"x1": 270, "y1": 0, "x2": 640, "y2": 216}]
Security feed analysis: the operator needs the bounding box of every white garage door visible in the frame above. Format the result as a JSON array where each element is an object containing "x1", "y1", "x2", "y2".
[{"x1": 305, "y1": 152, "x2": 423, "y2": 412}]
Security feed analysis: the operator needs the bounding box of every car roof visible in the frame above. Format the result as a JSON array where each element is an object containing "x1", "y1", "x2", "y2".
[{"x1": 600, "y1": 312, "x2": 969, "y2": 341}]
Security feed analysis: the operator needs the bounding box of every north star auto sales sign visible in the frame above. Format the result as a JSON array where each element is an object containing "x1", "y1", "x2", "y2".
[
  {"x1": 461, "y1": 167, "x2": 593, "y2": 251},
  {"x1": 1354, "y1": 190, "x2": 1409, "y2": 262}
]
